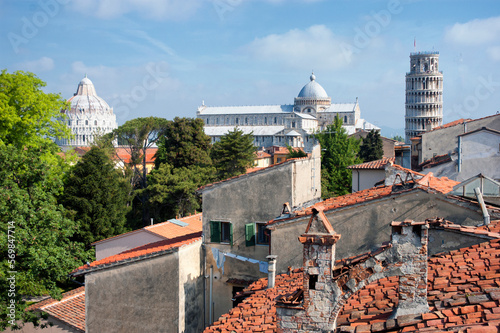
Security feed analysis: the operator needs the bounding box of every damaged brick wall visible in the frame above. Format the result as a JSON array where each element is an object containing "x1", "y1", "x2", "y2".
[{"x1": 276, "y1": 215, "x2": 429, "y2": 333}]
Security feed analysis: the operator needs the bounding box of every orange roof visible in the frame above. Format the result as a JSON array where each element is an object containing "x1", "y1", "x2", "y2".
[
  {"x1": 92, "y1": 213, "x2": 202, "y2": 245},
  {"x1": 255, "y1": 151, "x2": 272, "y2": 159},
  {"x1": 347, "y1": 157, "x2": 396, "y2": 170},
  {"x1": 71, "y1": 232, "x2": 202, "y2": 276},
  {"x1": 268, "y1": 173, "x2": 458, "y2": 226},
  {"x1": 205, "y1": 223, "x2": 500, "y2": 332},
  {"x1": 430, "y1": 118, "x2": 471, "y2": 132},
  {"x1": 114, "y1": 147, "x2": 158, "y2": 164},
  {"x1": 28, "y1": 287, "x2": 85, "y2": 332}
]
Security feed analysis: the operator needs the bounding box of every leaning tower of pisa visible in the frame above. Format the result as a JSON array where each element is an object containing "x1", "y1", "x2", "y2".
[{"x1": 405, "y1": 51, "x2": 443, "y2": 143}]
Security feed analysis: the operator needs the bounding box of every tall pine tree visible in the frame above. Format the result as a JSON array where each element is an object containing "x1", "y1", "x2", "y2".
[
  {"x1": 211, "y1": 128, "x2": 255, "y2": 181},
  {"x1": 315, "y1": 116, "x2": 361, "y2": 198},
  {"x1": 359, "y1": 129, "x2": 384, "y2": 162},
  {"x1": 61, "y1": 146, "x2": 130, "y2": 247}
]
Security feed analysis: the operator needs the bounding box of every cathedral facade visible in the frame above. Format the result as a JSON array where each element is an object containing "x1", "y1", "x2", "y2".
[
  {"x1": 197, "y1": 73, "x2": 378, "y2": 152},
  {"x1": 55, "y1": 76, "x2": 118, "y2": 147}
]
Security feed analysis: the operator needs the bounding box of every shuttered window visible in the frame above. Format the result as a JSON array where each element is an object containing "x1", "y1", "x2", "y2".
[{"x1": 245, "y1": 223, "x2": 255, "y2": 246}]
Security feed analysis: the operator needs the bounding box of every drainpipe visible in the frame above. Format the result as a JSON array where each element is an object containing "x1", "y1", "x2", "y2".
[
  {"x1": 209, "y1": 266, "x2": 213, "y2": 324},
  {"x1": 267, "y1": 255, "x2": 277, "y2": 289},
  {"x1": 474, "y1": 187, "x2": 490, "y2": 225},
  {"x1": 457, "y1": 136, "x2": 462, "y2": 173}
]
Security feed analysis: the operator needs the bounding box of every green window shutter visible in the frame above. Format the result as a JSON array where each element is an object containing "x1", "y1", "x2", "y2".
[
  {"x1": 210, "y1": 221, "x2": 221, "y2": 243},
  {"x1": 230, "y1": 223, "x2": 233, "y2": 246},
  {"x1": 245, "y1": 223, "x2": 255, "y2": 246}
]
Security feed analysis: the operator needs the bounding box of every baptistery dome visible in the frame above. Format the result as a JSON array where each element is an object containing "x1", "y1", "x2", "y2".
[
  {"x1": 297, "y1": 73, "x2": 329, "y2": 99},
  {"x1": 55, "y1": 75, "x2": 118, "y2": 147}
]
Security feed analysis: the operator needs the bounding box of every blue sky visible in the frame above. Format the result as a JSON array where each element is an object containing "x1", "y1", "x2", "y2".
[{"x1": 2, "y1": 0, "x2": 500, "y2": 136}]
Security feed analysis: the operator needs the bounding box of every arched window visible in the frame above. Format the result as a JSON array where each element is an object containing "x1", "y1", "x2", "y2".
[
  {"x1": 94, "y1": 120, "x2": 98, "y2": 126},
  {"x1": 207, "y1": 118, "x2": 210, "y2": 125},
  {"x1": 85, "y1": 120, "x2": 88, "y2": 125},
  {"x1": 236, "y1": 118, "x2": 239, "y2": 125}
]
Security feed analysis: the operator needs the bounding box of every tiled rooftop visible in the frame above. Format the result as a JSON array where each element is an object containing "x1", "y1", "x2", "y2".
[
  {"x1": 114, "y1": 147, "x2": 158, "y2": 164},
  {"x1": 92, "y1": 212, "x2": 202, "y2": 245},
  {"x1": 71, "y1": 232, "x2": 202, "y2": 276},
  {"x1": 419, "y1": 153, "x2": 452, "y2": 170},
  {"x1": 347, "y1": 157, "x2": 396, "y2": 170},
  {"x1": 28, "y1": 287, "x2": 85, "y2": 332},
  {"x1": 268, "y1": 173, "x2": 459, "y2": 226},
  {"x1": 204, "y1": 227, "x2": 500, "y2": 332}
]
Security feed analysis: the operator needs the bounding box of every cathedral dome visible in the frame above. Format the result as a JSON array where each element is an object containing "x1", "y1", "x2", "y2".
[
  {"x1": 297, "y1": 73, "x2": 328, "y2": 99},
  {"x1": 67, "y1": 75, "x2": 113, "y2": 115}
]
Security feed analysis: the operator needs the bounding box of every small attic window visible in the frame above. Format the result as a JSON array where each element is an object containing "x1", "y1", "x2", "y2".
[
  {"x1": 393, "y1": 226, "x2": 402, "y2": 235},
  {"x1": 413, "y1": 225, "x2": 421, "y2": 238}
]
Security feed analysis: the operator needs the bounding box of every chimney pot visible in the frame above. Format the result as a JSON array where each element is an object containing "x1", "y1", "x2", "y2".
[{"x1": 267, "y1": 255, "x2": 277, "y2": 289}]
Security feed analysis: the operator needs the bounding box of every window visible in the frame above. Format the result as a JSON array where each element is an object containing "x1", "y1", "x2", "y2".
[
  {"x1": 85, "y1": 120, "x2": 88, "y2": 125},
  {"x1": 257, "y1": 223, "x2": 269, "y2": 245},
  {"x1": 94, "y1": 120, "x2": 98, "y2": 126},
  {"x1": 245, "y1": 223, "x2": 269, "y2": 246},
  {"x1": 210, "y1": 221, "x2": 232, "y2": 244},
  {"x1": 236, "y1": 118, "x2": 239, "y2": 125},
  {"x1": 206, "y1": 118, "x2": 209, "y2": 125},
  {"x1": 274, "y1": 117, "x2": 277, "y2": 124}
]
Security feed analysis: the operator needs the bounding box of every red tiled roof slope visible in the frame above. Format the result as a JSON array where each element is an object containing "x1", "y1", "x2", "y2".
[
  {"x1": 203, "y1": 269, "x2": 303, "y2": 333},
  {"x1": 347, "y1": 157, "x2": 395, "y2": 170},
  {"x1": 268, "y1": 173, "x2": 458, "y2": 226},
  {"x1": 205, "y1": 227, "x2": 500, "y2": 332},
  {"x1": 27, "y1": 287, "x2": 85, "y2": 332},
  {"x1": 115, "y1": 147, "x2": 158, "y2": 164},
  {"x1": 71, "y1": 232, "x2": 202, "y2": 275},
  {"x1": 92, "y1": 212, "x2": 202, "y2": 245},
  {"x1": 338, "y1": 239, "x2": 500, "y2": 332}
]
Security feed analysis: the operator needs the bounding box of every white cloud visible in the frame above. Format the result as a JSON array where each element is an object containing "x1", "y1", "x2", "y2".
[
  {"x1": 242, "y1": 25, "x2": 352, "y2": 70},
  {"x1": 445, "y1": 16, "x2": 500, "y2": 45},
  {"x1": 18, "y1": 57, "x2": 54, "y2": 72},
  {"x1": 70, "y1": 0, "x2": 201, "y2": 20}
]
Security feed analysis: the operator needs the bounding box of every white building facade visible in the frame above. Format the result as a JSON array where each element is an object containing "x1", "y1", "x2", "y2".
[
  {"x1": 197, "y1": 73, "x2": 378, "y2": 152},
  {"x1": 55, "y1": 76, "x2": 118, "y2": 147}
]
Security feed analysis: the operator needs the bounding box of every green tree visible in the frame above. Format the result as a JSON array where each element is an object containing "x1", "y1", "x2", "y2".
[
  {"x1": 112, "y1": 117, "x2": 169, "y2": 227},
  {"x1": 211, "y1": 128, "x2": 255, "y2": 180},
  {"x1": 286, "y1": 144, "x2": 307, "y2": 158},
  {"x1": 359, "y1": 129, "x2": 384, "y2": 162},
  {"x1": 315, "y1": 116, "x2": 361, "y2": 198},
  {"x1": 147, "y1": 164, "x2": 210, "y2": 221},
  {"x1": 61, "y1": 146, "x2": 131, "y2": 247},
  {"x1": 155, "y1": 117, "x2": 212, "y2": 170},
  {"x1": 0, "y1": 143, "x2": 89, "y2": 330},
  {"x1": 0, "y1": 70, "x2": 70, "y2": 148},
  {"x1": 392, "y1": 135, "x2": 404, "y2": 142}
]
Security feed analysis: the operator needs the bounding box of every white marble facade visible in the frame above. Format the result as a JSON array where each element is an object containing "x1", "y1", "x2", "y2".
[
  {"x1": 197, "y1": 73, "x2": 378, "y2": 152},
  {"x1": 56, "y1": 76, "x2": 118, "y2": 147}
]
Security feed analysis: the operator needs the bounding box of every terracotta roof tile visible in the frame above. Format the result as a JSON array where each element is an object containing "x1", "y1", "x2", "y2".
[
  {"x1": 114, "y1": 147, "x2": 158, "y2": 164},
  {"x1": 92, "y1": 213, "x2": 202, "y2": 245},
  {"x1": 71, "y1": 232, "x2": 202, "y2": 276},
  {"x1": 347, "y1": 157, "x2": 396, "y2": 170},
  {"x1": 268, "y1": 173, "x2": 458, "y2": 226},
  {"x1": 205, "y1": 223, "x2": 500, "y2": 332},
  {"x1": 27, "y1": 287, "x2": 85, "y2": 332},
  {"x1": 419, "y1": 154, "x2": 452, "y2": 170}
]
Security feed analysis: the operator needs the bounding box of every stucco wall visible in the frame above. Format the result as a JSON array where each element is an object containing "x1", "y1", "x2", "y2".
[
  {"x1": 94, "y1": 230, "x2": 164, "y2": 260},
  {"x1": 201, "y1": 148, "x2": 321, "y2": 321},
  {"x1": 269, "y1": 189, "x2": 485, "y2": 274},
  {"x1": 178, "y1": 241, "x2": 204, "y2": 333},
  {"x1": 460, "y1": 131, "x2": 500, "y2": 181},
  {"x1": 85, "y1": 253, "x2": 180, "y2": 333},
  {"x1": 351, "y1": 169, "x2": 385, "y2": 192},
  {"x1": 420, "y1": 114, "x2": 500, "y2": 163}
]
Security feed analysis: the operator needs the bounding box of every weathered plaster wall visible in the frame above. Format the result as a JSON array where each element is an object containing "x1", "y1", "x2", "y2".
[
  {"x1": 420, "y1": 114, "x2": 500, "y2": 163},
  {"x1": 270, "y1": 190, "x2": 485, "y2": 274},
  {"x1": 351, "y1": 169, "x2": 385, "y2": 192},
  {"x1": 460, "y1": 131, "x2": 500, "y2": 181},
  {"x1": 178, "y1": 241, "x2": 203, "y2": 333},
  {"x1": 94, "y1": 230, "x2": 164, "y2": 260},
  {"x1": 202, "y1": 150, "x2": 321, "y2": 320},
  {"x1": 86, "y1": 254, "x2": 179, "y2": 333}
]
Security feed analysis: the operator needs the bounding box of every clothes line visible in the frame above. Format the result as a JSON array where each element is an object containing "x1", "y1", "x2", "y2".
[{"x1": 211, "y1": 247, "x2": 268, "y2": 275}]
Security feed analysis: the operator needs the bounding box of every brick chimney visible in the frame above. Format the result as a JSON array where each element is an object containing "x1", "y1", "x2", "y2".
[{"x1": 390, "y1": 220, "x2": 430, "y2": 317}]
